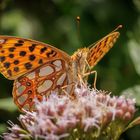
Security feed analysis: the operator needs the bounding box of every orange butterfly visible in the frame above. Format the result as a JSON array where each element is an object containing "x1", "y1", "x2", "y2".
[{"x1": 0, "y1": 25, "x2": 121, "y2": 111}]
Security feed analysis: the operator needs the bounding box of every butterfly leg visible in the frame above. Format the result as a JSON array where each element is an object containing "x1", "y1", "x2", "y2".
[
  {"x1": 85, "y1": 60, "x2": 98, "y2": 89},
  {"x1": 77, "y1": 73, "x2": 88, "y2": 87},
  {"x1": 83, "y1": 70, "x2": 97, "y2": 89},
  {"x1": 60, "y1": 82, "x2": 75, "y2": 99}
]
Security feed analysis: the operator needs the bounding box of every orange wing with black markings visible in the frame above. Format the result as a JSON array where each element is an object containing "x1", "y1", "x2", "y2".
[
  {"x1": 0, "y1": 36, "x2": 70, "y2": 80},
  {"x1": 87, "y1": 25, "x2": 121, "y2": 68}
]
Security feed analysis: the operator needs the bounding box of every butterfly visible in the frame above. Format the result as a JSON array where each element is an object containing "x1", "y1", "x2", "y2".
[{"x1": 0, "y1": 25, "x2": 121, "y2": 111}]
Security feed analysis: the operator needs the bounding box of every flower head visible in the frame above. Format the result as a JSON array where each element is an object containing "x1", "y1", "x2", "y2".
[{"x1": 3, "y1": 84, "x2": 137, "y2": 140}]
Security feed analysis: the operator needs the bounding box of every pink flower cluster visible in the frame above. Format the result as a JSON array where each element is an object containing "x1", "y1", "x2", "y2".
[{"x1": 3, "y1": 85, "x2": 136, "y2": 140}]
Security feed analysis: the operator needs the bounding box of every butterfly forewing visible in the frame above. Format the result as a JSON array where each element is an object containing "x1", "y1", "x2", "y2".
[
  {"x1": 0, "y1": 36, "x2": 70, "y2": 80},
  {"x1": 87, "y1": 32, "x2": 120, "y2": 68}
]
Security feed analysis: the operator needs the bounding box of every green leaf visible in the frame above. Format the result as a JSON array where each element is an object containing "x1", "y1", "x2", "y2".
[
  {"x1": 0, "y1": 124, "x2": 7, "y2": 134},
  {"x1": 0, "y1": 98, "x2": 17, "y2": 112},
  {"x1": 121, "y1": 85, "x2": 140, "y2": 105},
  {"x1": 128, "y1": 39, "x2": 140, "y2": 76}
]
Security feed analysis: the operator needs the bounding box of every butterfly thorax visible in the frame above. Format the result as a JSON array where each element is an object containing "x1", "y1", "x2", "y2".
[{"x1": 71, "y1": 48, "x2": 89, "y2": 81}]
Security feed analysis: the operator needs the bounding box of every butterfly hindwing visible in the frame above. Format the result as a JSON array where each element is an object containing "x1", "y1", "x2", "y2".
[{"x1": 13, "y1": 59, "x2": 73, "y2": 111}]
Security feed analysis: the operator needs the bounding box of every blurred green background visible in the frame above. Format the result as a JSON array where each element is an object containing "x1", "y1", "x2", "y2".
[{"x1": 0, "y1": 0, "x2": 140, "y2": 139}]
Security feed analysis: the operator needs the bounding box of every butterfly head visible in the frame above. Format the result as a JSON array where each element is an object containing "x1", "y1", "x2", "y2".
[{"x1": 71, "y1": 48, "x2": 89, "y2": 62}]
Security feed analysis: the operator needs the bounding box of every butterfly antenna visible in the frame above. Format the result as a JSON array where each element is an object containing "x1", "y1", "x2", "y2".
[
  {"x1": 76, "y1": 16, "x2": 81, "y2": 40},
  {"x1": 112, "y1": 24, "x2": 123, "y2": 32}
]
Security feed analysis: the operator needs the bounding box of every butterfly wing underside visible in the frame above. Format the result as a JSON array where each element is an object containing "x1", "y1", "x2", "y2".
[
  {"x1": 87, "y1": 31, "x2": 120, "y2": 68},
  {"x1": 13, "y1": 59, "x2": 73, "y2": 111}
]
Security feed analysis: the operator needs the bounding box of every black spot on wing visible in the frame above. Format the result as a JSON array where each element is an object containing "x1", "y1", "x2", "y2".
[
  {"x1": 9, "y1": 54, "x2": 14, "y2": 58},
  {"x1": 19, "y1": 51, "x2": 26, "y2": 56},
  {"x1": 14, "y1": 60, "x2": 19, "y2": 65},
  {"x1": 29, "y1": 55, "x2": 36, "y2": 61},
  {"x1": 24, "y1": 62, "x2": 32, "y2": 70},
  {"x1": 46, "y1": 50, "x2": 57, "y2": 58},
  {"x1": 15, "y1": 40, "x2": 24, "y2": 47},
  {"x1": 0, "y1": 56, "x2": 6, "y2": 62},
  {"x1": 40, "y1": 47, "x2": 47, "y2": 54},
  {"x1": 14, "y1": 67, "x2": 19, "y2": 72},
  {"x1": 38, "y1": 59, "x2": 43, "y2": 64},
  {"x1": 18, "y1": 40, "x2": 24, "y2": 43},
  {"x1": 4, "y1": 62, "x2": 10, "y2": 68},
  {"x1": 29, "y1": 44, "x2": 36, "y2": 52},
  {"x1": 9, "y1": 47, "x2": 16, "y2": 52},
  {"x1": 7, "y1": 69, "x2": 12, "y2": 76}
]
